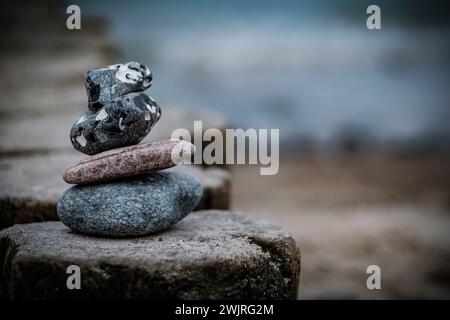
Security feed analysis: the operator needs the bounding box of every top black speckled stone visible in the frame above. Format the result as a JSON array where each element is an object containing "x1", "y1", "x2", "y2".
[{"x1": 85, "y1": 61, "x2": 152, "y2": 112}]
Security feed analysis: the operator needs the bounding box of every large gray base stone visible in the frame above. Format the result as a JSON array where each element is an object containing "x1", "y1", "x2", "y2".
[{"x1": 0, "y1": 210, "x2": 300, "y2": 299}]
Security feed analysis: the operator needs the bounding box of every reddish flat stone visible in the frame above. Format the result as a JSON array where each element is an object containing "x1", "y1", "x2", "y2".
[{"x1": 63, "y1": 139, "x2": 194, "y2": 184}]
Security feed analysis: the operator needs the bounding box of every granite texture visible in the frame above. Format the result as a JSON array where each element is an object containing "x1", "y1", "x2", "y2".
[
  {"x1": 57, "y1": 171, "x2": 203, "y2": 237},
  {"x1": 70, "y1": 92, "x2": 161, "y2": 155},
  {"x1": 85, "y1": 61, "x2": 152, "y2": 112},
  {"x1": 0, "y1": 210, "x2": 301, "y2": 299},
  {"x1": 64, "y1": 139, "x2": 194, "y2": 184}
]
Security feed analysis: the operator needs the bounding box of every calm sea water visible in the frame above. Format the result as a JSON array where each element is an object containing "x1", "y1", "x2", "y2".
[{"x1": 80, "y1": 0, "x2": 450, "y2": 151}]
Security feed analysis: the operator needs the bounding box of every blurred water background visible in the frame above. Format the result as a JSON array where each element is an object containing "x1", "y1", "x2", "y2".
[{"x1": 79, "y1": 0, "x2": 450, "y2": 153}]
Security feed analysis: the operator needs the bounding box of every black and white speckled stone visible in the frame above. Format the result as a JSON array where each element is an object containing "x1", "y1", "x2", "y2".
[
  {"x1": 70, "y1": 92, "x2": 161, "y2": 155},
  {"x1": 85, "y1": 61, "x2": 152, "y2": 112},
  {"x1": 57, "y1": 171, "x2": 203, "y2": 237}
]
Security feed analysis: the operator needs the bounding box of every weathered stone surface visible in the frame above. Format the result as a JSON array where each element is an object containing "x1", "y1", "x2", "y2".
[
  {"x1": 0, "y1": 210, "x2": 300, "y2": 299},
  {"x1": 85, "y1": 62, "x2": 153, "y2": 112},
  {"x1": 58, "y1": 171, "x2": 203, "y2": 237},
  {"x1": 0, "y1": 152, "x2": 231, "y2": 230},
  {"x1": 0, "y1": 106, "x2": 228, "y2": 156},
  {"x1": 71, "y1": 92, "x2": 161, "y2": 155},
  {"x1": 64, "y1": 139, "x2": 194, "y2": 184}
]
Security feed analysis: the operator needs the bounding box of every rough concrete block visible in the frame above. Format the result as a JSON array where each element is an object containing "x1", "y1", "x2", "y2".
[{"x1": 0, "y1": 210, "x2": 300, "y2": 299}]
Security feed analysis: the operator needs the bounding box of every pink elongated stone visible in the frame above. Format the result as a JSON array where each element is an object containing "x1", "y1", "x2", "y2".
[{"x1": 63, "y1": 139, "x2": 194, "y2": 184}]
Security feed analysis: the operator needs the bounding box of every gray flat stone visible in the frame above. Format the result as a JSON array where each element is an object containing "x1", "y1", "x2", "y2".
[
  {"x1": 0, "y1": 152, "x2": 231, "y2": 230},
  {"x1": 85, "y1": 62, "x2": 153, "y2": 112},
  {"x1": 0, "y1": 210, "x2": 300, "y2": 299},
  {"x1": 58, "y1": 171, "x2": 203, "y2": 237}
]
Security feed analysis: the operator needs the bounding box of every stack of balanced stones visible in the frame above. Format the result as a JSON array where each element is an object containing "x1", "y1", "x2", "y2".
[{"x1": 57, "y1": 62, "x2": 203, "y2": 237}]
